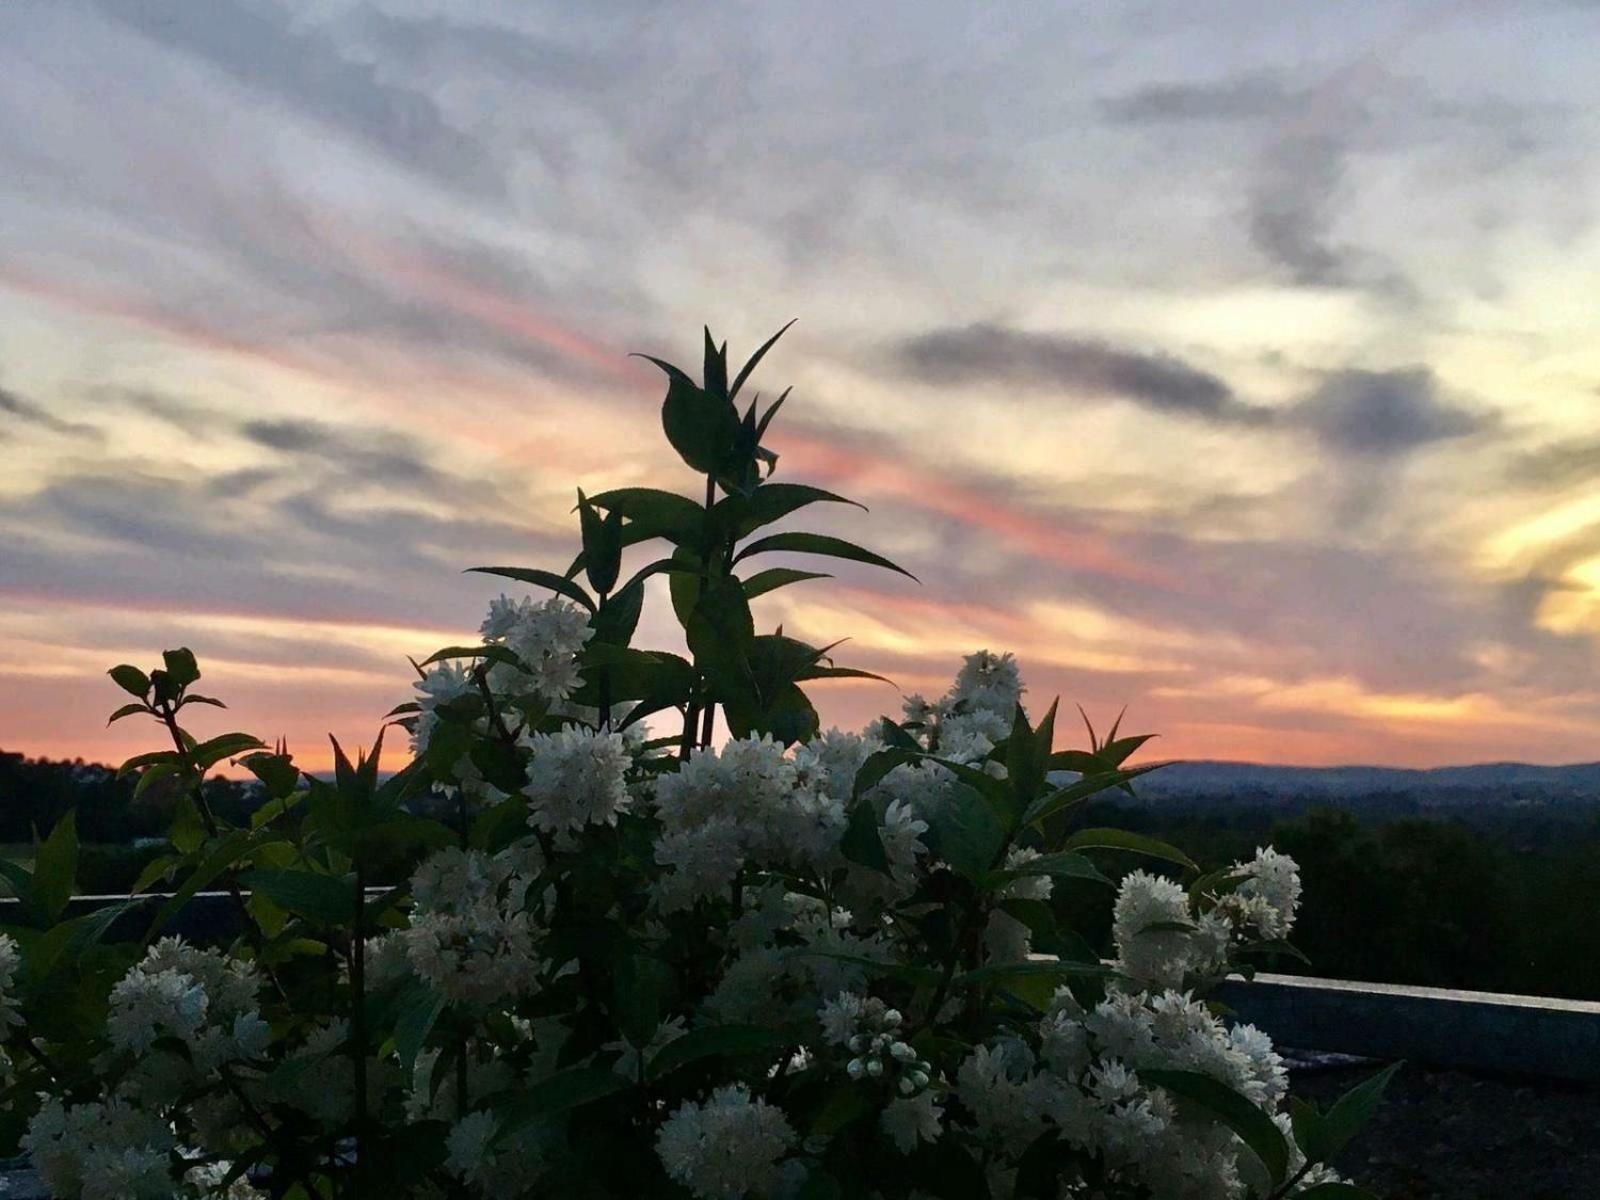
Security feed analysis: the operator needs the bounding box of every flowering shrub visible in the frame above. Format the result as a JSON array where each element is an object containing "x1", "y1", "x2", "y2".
[{"x1": 0, "y1": 326, "x2": 1392, "y2": 1198}]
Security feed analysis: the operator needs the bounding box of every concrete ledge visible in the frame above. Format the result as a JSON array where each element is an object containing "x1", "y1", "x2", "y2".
[{"x1": 1216, "y1": 971, "x2": 1600, "y2": 1083}]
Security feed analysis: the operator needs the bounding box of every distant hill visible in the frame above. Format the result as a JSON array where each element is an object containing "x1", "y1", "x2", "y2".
[{"x1": 1109, "y1": 759, "x2": 1600, "y2": 821}]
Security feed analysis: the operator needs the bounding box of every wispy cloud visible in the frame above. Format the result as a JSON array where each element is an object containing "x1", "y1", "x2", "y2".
[{"x1": 894, "y1": 324, "x2": 1268, "y2": 424}]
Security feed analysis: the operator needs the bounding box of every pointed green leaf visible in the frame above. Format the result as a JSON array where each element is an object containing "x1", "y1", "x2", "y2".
[
  {"x1": 645, "y1": 1024, "x2": 790, "y2": 1082},
  {"x1": 465, "y1": 567, "x2": 596, "y2": 613},
  {"x1": 742, "y1": 567, "x2": 832, "y2": 599},
  {"x1": 34, "y1": 811, "x2": 78, "y2": 922},
  {"x1": 733, "y1": 532, "x2": 917, "y2": 580},
  {"x1": 1062, "y1": 826, "x2": 1196, "y2": 871},
  {"x1": 108, "y1": 665, "x2": 150, "y2": 698},
  {"x1": 1140, "y1": 1068, "x2": 1289, "y2": 1185},
  {"x1": 107, "y1": 702, "x2": 148, "y2": 725},
  {"x1": 729, "y1": 319, "x2": 796, "y2": 401},
  {"x1": 162, "y1": 647, "x2": 200, "y2": 687}
]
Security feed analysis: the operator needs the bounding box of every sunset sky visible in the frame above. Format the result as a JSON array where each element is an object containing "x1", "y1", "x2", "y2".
[{"x1": 5, "y1": 1, "x2": 1600, "y2": 770}]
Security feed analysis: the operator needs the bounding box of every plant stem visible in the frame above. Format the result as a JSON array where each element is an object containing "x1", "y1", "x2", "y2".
[{"x1": 349, "y1": 860, "x2": 368, "y2": 1186}]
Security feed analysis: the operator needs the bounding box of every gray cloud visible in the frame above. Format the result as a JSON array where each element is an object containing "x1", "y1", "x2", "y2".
[
  {"x1": 896, "y1": 324, "x2": 1266, "y2": 423},
  {"x1": 1249, "y1": 130, "x2": 1355, "y2": 288},
  {"x1": 1508, "y1": 436, "x2": 1600, "y2": 491},
  {"x1": 238, "y1": 417, "x2": 495, "y2": 507},
  {"x1": 0, "y1": 386, "x2": 100, "y2": 440},
  {"x1": 88, "y1": 0, "x2": 499, "y2": 196},
  {"x1": 1102, "y1": 75, "x2": 1302, "y2": 124},
  {"x1": 1295, "y1": 368, "x2": 1484, "y2": 456}
]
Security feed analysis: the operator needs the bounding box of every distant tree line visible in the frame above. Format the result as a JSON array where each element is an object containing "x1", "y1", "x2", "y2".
[
  {"x1": 1097, "y1": 797, "x2": 1600, "y2": 1002},
  {"x1": 8, "y1": 746, "x2": 1600, "y2": 999}
]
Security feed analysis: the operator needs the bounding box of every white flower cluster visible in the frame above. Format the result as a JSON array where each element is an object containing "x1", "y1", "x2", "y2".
[
  {"x1": 409, "y1": 659, "x2": 476, "y2": 757},
  {"x1": 404, "y1": 846, "x2": 542, "y2": 1008},
  {"x1": 22, "y1": 1094, "x2": 176, "y2": 1200},
  {"x1": 653, "y1": 735, "x2": 845, "y2": 909},
  {"x1": 900, "y1": 649, "x2": 1023, "y2": 758},
  {"x1": 521, "y1": 725, "x2": 632, "y2": 834},
  {"x1": 1112, "y1": 870, "x2": 1233, "y2": 992},
  {"x1": 481, "y1": 593, "x2": 593, "y2": 703},
  {"x1": 952, "y1": 997, "x2": 1309, "y2": 1200},
  {"x1": 655, "y1": 1084, "x2": 798, "y2": 1200},
  {"x1": 1215, "y1": 847, "x2": 1303, "y2": 940},
  {"x1": 818, "y1": 992, "x2": 932, "y2": 1096},
  {"x1": 0, "y1": 932, "x2": 22, "y2": 1038},
  {"x1": 107, "y1": 937, "x2": 267, "y2": 1074},
  {"x1": 444, "y1": 1109, "x2": 549, "y2": 1196}
]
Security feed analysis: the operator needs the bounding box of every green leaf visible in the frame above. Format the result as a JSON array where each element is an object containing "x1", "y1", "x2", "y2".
[
  {"x1": 586, "y1": 487, "x2": 705, "y2": 544},
  {"x1": 742, "y1": 567, "x2": 832, "y2": 599},
  {"x1": 162, "y1": 647, "x2": 201, "y2": 687},
  {"x1": 716, "y1": 483, "x2": 865, "y2": 541},
  {"x1": 646, "y1": 355, "x2": 739, "y2": 475},
  {"x1": 418, "y1": 644, "x2": 524, "y2": 670},
  {"x1": 732, "y1": 531, "x2": 917, "y2": 581},
  {"x1": 645, "y1": 1024, "x2": 789, "y2": 1082},
  {"x1": 851, "y1": 747, "x2": 916, "y2": 800},
  {"x1": 242, "y1": 752, "x2": 300, "y2": 798},
  {"x1": 117, "y1": 749, "x2": 179, "y2": 778},
  {"x1": 107, "y1": 702, "x2": 148, "y2": 725},
  {"x1": 1141, "y1": 1069, "x2": 1289, "y2": 1185},
  {"x1": 1311, "y1": 1062, "x2": 1402, "y2": 1165},
  {"x1": 728, "y1": 318, "x2": 796, "y2": 401},
  {"x1": 191, "y1": 732, "x2": 268, "y2": 770},
  {"x1": 1062, "y1": 827, "x2": 1196, "y2": 871},
  {"x1": 133, "y1": 761, "x2": 183, "y2": 801},
  {"x1": 840, "y1": 799, "x2": 890, "y2": 874},
  {"x1": 686, "y1": 576, "x2": 758, "y2": 699},
  {"x1": 0, "y1": 858, "x2": 36, "y2": 920},
  {"x1": 33, "y1": 811, "x2": 78, "y2": 922},
  {"x1": 23, "y1": 900, "x2": 142, "y2": 985},
  {"x1": 147, "y1": 829, "x2": 257, "y2": 937},
  {"x1": 577, "y1": 489, "x2": 623, "y2": 596},
  {"x1": 924, "y1": 783, "x2": 1005, "y2": 879},
  {"x1": 1021, "y1": 763, "x2": 1167, "y2": 827},
  {"x1": 108, "y1": 664, "x2": 150, "y2": 698},
  {"x1": 986, "y1": 850, "x2": 1110, "y2": 889},
  {"x1": 591, "y1": 575, "x2": 647, "y2": 648},
  {"x1": 704, "y1": 327, "x2": 729, "y2": 400},
  {"x1": 392, "y1": 982, "x2": 447, "y2": 1074},
  {"x1": 465, "y1": 566, "x2": 596, "y2": 613},
  {"x1": 240, "y1": 868, "x2": 355, "y2": 925},
  {"x1": 491, "y1": 1066, "x2": 629, "y2": 1143},
  {"x1": 610, "y1": 953, "x2": 671, "y2": 1050},
  {"x1": 953, "y1": 959, "x2": 1113, "y2": 1010},
  {"x1": 1293, "y1": 1186, "x2": 1380, "y2": 1199}
]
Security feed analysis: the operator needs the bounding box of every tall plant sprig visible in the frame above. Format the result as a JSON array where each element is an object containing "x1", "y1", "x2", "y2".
[{"x1": 469, "y1": 322, "x2": 914, "y2": 758}]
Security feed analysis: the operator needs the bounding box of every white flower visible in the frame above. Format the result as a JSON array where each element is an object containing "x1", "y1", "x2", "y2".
[
  {"x1": 23, "y1": 1094, "x2": 176, "y2": 1200},
  {"x1": 949, "y1": 649, "x2": 1023, "y2": 722},
  {"x1": 410, "y1": 660, "x2": 476, "y2": 755},
  {"x1": 521, "y1": 725, "x2": 632, "y2": 833},
  {"x1": 0, "y1": 933, "x2": 22, "y2": 1037},
  {"x1": 185, "y1": 1160, "x2": 267, "y2": 1200},
  {"x1": 404, "y1": 846, "x2": 542, "y2": 1007},
  {"x1": 1229, "y1": 847, "x2": 1302, "y2": 940},
  {"x1": 655, "y1": 1084, "x2": 797, "y2": 1199},
  {"x1": 483, "y1": 595, "x2": 593, "y2": 703},
  {"x1": 652, "y1": 736, "x2": 846, "y2": 907},
  {"x1": 106, "y1": 939, "x2": 262, "y2": 1074},
  {"x1": 1112, "y1": 870, "x2": 1199, "y2": 991},
  {"x1": 881, "y1": 1092, "x2": 942, "y2": 1153}
]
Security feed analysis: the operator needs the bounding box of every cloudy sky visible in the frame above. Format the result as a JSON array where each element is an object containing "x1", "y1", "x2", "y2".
[{"x1": 4, "y1": 0, "x2": 1600, "y2": 770}]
